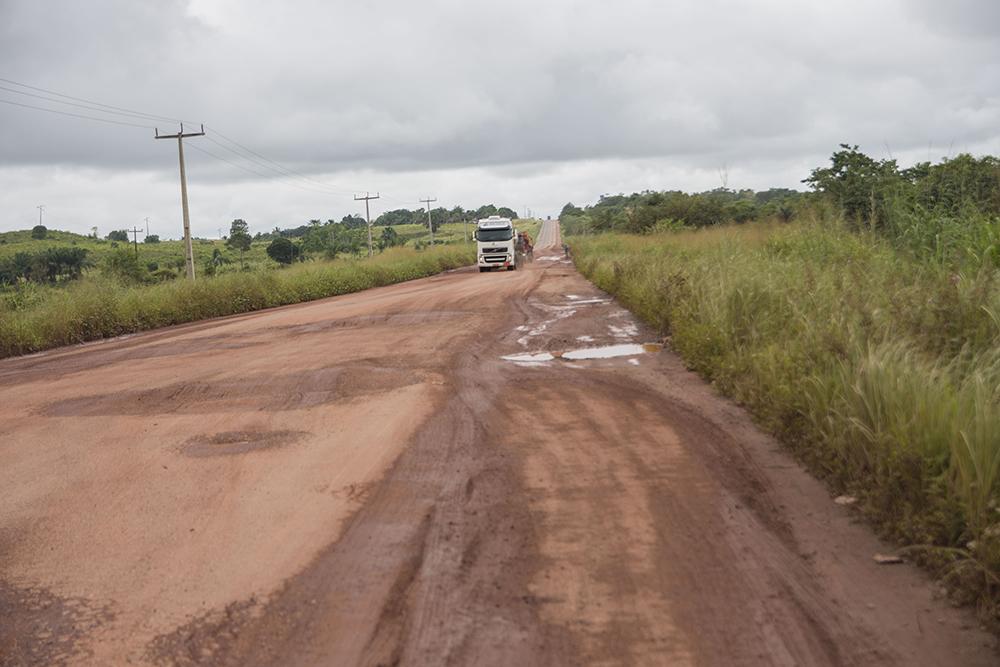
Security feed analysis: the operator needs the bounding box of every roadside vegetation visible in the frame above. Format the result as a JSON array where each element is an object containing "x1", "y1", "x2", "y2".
[
  {"x1": 0, "y1": 244, "x2": 474, "y2": 358},
  {"x1": 566, "y1": 146, "x2": 1000, "y2": 621},
  {"x1": 0, "y1": 202, "x2": 535, "y2": 358}
]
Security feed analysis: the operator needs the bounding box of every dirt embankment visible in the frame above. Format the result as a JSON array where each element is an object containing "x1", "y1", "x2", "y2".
[{"x1": 1, "y1": 221, "x2": 995, "y2": 665}]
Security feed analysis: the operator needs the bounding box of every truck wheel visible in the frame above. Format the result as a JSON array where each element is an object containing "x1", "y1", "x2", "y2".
[
  {"x1": 479, "y1": 267, "x2": 488, "y2": 273},
  {"x1": 508, "y1": 265, "x2": 516, "y2": 271}
]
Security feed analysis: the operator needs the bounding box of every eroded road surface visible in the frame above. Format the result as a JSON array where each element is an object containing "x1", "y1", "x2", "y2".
[{"x1": 1, "y1": 220, "x2": 996, "y2": 666}]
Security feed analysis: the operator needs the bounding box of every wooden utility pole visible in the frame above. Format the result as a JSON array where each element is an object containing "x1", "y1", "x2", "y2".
[
  {"x1": 420, "y1": 197, "x2": 437, "y2": 244},
  {"x1": 155, "y1": 124, "x2": 205, "y2": 280},
  {"x1": 128, "y1": 227, "x2": 142, "y2": 257},
  {"x1": 354, "y1": 192, "x2": 380, "y2": 257}
]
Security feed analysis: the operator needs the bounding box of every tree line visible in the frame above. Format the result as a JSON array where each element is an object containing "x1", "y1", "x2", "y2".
[{"x1": 561, "y1": 145, "x2": 1000, "y2": 266}]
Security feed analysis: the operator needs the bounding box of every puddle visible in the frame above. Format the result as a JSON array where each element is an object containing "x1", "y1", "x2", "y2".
[
  {"x1": 501, "y1": 352, "x2": 555, "y2": 362},
  {"x1": 502, "y1": 343, "x2": 662, "y2": 364},
  {"x1": 565, "y1": 298, "x2": 609, "y2": 305},
  {"x1": 609, "y1": 323, "x2": 639, "y2": 339},
  {"x1": 562, "y1": 344, "x2": 647, "y2": 360}
]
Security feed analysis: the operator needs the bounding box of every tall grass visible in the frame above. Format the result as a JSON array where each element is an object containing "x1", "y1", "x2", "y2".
[
  {"x1": 571, "y1": 220, "x2": 1000, "y2": 612},
  {"x1": 0, "y1": 244, "x2": 474, "y2": 358}
]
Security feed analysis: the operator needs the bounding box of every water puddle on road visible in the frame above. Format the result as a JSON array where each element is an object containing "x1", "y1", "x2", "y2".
[
  {"x1": 501, "y1": 352, "x2": 556, "y2": 362},
  {"x1": 501, "y1": 343, "x2": 663, "y2": 365},
  {"x1": 562, "y1": 343, "x2": 662, "y2": 360}
]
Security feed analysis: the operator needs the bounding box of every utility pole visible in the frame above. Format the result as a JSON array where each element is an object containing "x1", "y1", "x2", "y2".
[
  {"x1": 420, "y1": 197, "x2": 437, "y2": 244},
  {"x1": 155, "y1": 123, "x2": 205, "y2": 281},
  {"x1": 128, "y1": 227, "x2": 142, "y2": 257},
  {"x1": 36, "y1": 205, "x2": 45, "y2": 226},
  {"x1": 354, "y1": 192, "x2": 380, "y2": 257}
]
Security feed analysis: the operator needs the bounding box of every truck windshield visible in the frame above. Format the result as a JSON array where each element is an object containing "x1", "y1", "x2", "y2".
[{"x1": 478, "y1": 228, "x2": 513, "y2": 242}]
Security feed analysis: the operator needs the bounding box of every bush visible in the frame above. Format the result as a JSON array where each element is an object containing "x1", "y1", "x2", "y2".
[
  {"x1": 267, "y1": 237, "x2": 296, "y2": 264},
  {"x1": 100, "y1": 249, "x2": 148, "y2": 284}
]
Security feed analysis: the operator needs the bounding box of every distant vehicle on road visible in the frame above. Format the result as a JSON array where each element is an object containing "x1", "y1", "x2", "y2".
[{"x1": 475, "y1": 216, "x2": 519, "y2": 272}]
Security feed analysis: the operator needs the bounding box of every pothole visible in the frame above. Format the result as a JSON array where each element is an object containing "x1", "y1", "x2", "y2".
[{"x1": 181, "y1": 430, "x2": 308, "y2": 457}]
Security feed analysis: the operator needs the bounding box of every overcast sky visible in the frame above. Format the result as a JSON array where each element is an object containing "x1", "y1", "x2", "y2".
[{"x1": 1, "y1": 0, "x2": 998, "y2": 238}]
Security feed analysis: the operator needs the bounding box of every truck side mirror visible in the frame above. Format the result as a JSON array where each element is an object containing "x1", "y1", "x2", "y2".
[{"x1": 473, "y1": 230, "x2": 479, "y2": 241}]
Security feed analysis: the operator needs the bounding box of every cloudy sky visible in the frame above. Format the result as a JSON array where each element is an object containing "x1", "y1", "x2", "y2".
[{"x1": 1, "y1": 0, "x2": 998, "y2": 238}]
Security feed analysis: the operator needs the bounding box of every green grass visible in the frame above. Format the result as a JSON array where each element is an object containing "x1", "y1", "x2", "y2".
[
  {"x1": 569, "y1": 219, "x2": 1000, "y2": 617},
  {"x1": 0, "y1": 244, "x2": 474, "y2": 358},
  {"x1": 0, "y1": 229, "x2": 275, "y2": 273}
]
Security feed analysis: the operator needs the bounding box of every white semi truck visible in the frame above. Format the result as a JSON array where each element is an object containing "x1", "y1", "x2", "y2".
[{"x1": 475, "y1": 216, "x2": 519, "y2": 272}]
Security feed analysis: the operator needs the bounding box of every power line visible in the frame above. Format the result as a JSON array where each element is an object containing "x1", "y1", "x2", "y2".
[
  {"x1": 0, "y1": 97, "x2": 155, "y2": 129},
  {"x1": 201, "y1": 135, "x2": 351, "y2": 195},
  {"x1": 0, "y1": 84, "x2": 179, "y2": 124},
  {"x1": 1, "y1": 77, "x2": 438, "y2": 211},
  {"x1": 187, "y1": 142, "x2": 363, "y2": 197},
  {"x1": 0, "y1": 76, "x2": 196, "y2": 124},
  {"x1": 204, "y1": 126, "x2": 360, "y2": 194}
]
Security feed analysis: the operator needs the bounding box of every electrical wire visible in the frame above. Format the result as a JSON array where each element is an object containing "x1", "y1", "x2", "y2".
[
  {"x1": 0, "y1": 84, "x2": 181, "y2": 125},
  {"x1": 0, "y1": 97, "x2": 155, "y2": 129},
  {"x1": 203, "y1": 126, "x2": 361, "y2": 195},
  {"x1": 0, "y1": 76, "x2": 197, "y2": 125},
  {"x1": 0, "y1": 76, "x2": 437, "y2": 209},
  {"x1": 186, "y1": 143, "x2": 362, "y2": 197},
  {"x1": 202, "y1": 135, "x2": 352, "y2": 196}
]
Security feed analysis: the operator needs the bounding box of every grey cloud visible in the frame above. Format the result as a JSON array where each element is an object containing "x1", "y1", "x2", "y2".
[{"x1": 0, "y1": 0, "x2": 998, "y2": 235}]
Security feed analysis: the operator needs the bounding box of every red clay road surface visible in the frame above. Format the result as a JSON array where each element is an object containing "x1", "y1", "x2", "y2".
[{"x1": 1, "y1": 220, "x2": 996, "y2": 666}]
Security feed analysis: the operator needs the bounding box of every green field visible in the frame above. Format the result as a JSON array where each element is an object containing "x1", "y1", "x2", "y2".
[
  {"x1": 569, "y1": 219, "x2": 1000, "y2": 619},
  {"x1": 0, "y1": 218, "x2": 541, "y2": 276},
  {"x1": 0, "y1": 218, "x2": 543, "y2": 358},
  {"x1": 0, "y1": 243, "x2": 476, "y2": 358}
]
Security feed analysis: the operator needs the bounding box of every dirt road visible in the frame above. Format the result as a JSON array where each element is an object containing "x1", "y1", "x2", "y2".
[{"x1": 1, "y1": 220, "x2": 995, "y2": 665}]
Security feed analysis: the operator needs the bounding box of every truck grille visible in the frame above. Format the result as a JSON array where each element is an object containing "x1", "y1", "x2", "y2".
[{"x1": 483, "y1": 247, "x2": 505, "y2": 253}]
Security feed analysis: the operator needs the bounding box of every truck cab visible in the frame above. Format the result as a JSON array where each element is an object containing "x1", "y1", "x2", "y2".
[{"x1": 475, "y1": 216, "x2": 518, "y2": 272}]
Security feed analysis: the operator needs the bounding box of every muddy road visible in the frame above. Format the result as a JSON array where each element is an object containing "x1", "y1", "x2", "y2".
[{"x1": 1, "y1": 220, "x2": 995, "y2": 666}]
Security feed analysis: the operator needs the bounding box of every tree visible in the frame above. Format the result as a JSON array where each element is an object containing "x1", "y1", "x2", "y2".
[
  {"x1": 340, "y1": 214, "x2": 367, "y2": 229},
  {"x1": 226, "y1": 219, "x2": 252, "y2": 269},
  {"x1": 497, "y1": 207, "x2": 518, "y2": 219},
  {"x1": 803, "y1": 144, "x2": 901, "y2": 228},
  {"x1": 560, "y1": 203, "x2": 583, "y2": 219},
  {"x1": 144, "y1": 234, "x2": 161, "y2": 243},
  {"x1": 301, "y1": 219, "x2": 330, "y2": 254},
  {"x1": 106, "y1": 230, "x2": 129, "y2": 242},
  {"x1": 31, "y1": 225, "x2": 47, "y2": 239},
  {"x1": 267, "y1": 237, "x2": 296, "y2": 264},
  {"x1": 379, "y1": 226, "x2": 400, "y2": 251},
  {"x1": 374, "y1": 209, "x2": 416, "y2": 226}
]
